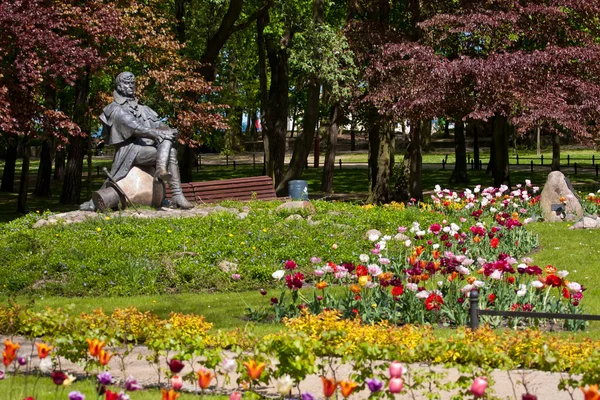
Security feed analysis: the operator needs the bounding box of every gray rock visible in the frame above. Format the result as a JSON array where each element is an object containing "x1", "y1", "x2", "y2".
[
  {"x1": 275, "y1": 201, "x2": 316, "y2": 214},
  {"x1": 218, "y1": 260, "x2": 238, "y2": 273},
  {"x1": 214, "y1": 205, "x2": 238, "y2": 214},
  {"x1": 394, "y1": 233, "x2": 410, "y2": 241},
  {"x1": 570, "y1": 216, "x2": 600, "y2": 230},
  {"x1": 33, "y1": 219, "x2": 50, "y2": 228},
  {"x1": 237, "y1": 212, "x2": 249, "y2": 219},
  {"x1": 285, "y1": 214, "x2": 304, "y2": 221},
  {"x1": 540, "y1": 171, "x2": 584, "y2": 222}
]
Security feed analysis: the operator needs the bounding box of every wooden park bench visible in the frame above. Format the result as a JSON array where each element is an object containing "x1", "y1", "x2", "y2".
[{"x1": 165, "y1": 175, "x2": 279, "y2": 204}]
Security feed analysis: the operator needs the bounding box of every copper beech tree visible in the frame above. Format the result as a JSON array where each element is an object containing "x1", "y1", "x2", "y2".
[
  {"x1": 363, "y1": 0, "x2": 600, "y2": 191},
  {"x1": 0, "y1": 0, "x2": 225, "y2": 211}
]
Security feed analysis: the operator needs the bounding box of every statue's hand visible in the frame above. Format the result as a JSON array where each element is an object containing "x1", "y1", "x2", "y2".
[{"x1": 156, "y1": 128, "x2": 178, "y2": 142}]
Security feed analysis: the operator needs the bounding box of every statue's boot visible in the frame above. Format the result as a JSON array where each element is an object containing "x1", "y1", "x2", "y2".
[
  {"x1": 155, "y1": 139, "x2": 173, "y2": 182},
  {"x1": 168, "y1": 149, "x2": 194, "y2": 209}
]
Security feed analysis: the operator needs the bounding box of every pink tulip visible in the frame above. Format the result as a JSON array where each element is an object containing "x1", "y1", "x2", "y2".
[
  {"x1": 170, "y1": 375, "x2": 183, "y2": 390},
  {"x1": 389, "y1": 361, "x2": 404, "y2": 378},
  {"x1": 470, "y1": 377, "x2": 487, "y2": 397},
  {"x1": 388, "y1": 377, "x2": 404, "y2": 393},
  {"x1": 230, "y1": 392, "x2": 242, "y2": 400}
]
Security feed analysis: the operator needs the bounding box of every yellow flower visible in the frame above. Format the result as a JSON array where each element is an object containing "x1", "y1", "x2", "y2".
[
  {"x1": 262, "y1": 228, "x2": 267, "y2": 232},
  {"x1": 63, "y1": 373, "x2": 76, "y2": 386},
  {"x1": 105, "y1": 216, "x2": 110, "y2": 221},
  {"x1": 55, "y1": 234, "x2": 60, "y2": 237},
  {"x1": 358, "y1": 276, "x2": 371, "y2": 287},
  {"x1": 252, "y1": 246, "x2": 257, "y2": 250},
  {"x1": 371, "y1": 303, "x2": 377, "y2": 309},
  {"x1": 36, "y1": 210, "x2": 40, "y2": 213},
  {"x1": 240, "y1": 241, "x2": 245, "y2": 245},
  {"x1": 229, "y1": 233, "x2": 234, "y2": 237},
  {"x1": 167, "y1": 229, "x2": 172, "y2": 233},
  {"x1": 96, "y1": 228, "x2": 101, "y2": 232}
]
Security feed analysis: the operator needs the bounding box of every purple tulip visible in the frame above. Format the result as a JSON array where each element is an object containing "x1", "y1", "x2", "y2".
[
  {"x1": 366, "y1": 377, "x2": 384, "y2": 393},
  {"x1": 301, "y1": 392, "x2": 315, "y2": 400},
  {"x1": 125, "y1": 376, "x2": 143, "y2": 391},
  {"x1": 68, "y1": 391, "x2": 85, "y2": 400},
  {"x1": 0, "y1": 370, "x2": 4, "y2": 380},
  {"x1": 522, "y1": 395, "x2": 537, "y2": 400},
  {"x1": 97, "y1": 371, "x2": 112, "y2": 385},
  {"x1": 17, "y1": 356, "x2": 27, "y2": 366}
]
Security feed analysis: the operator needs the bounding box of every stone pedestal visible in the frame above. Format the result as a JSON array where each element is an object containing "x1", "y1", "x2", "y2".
[
  {"x1": 539, "y1": 171, "x2": 583, "y2": 222},
  {"x1": 117, "y1": 166, "x2": 165, "y2": 208}
]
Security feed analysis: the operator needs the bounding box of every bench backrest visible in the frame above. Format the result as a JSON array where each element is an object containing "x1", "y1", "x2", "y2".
[{"x1": 165, "y1": 175, "x2": 278, "y2": 203}]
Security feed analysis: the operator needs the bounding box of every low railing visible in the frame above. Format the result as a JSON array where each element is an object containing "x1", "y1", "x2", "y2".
[{"x1": 468, "y1": 289, "x2": 600, "y2": 330}]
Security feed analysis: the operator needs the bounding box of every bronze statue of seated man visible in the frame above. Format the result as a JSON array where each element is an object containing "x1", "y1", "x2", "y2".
[{"x1": 81, "y1": 71, "x2": 193, "y2": 211}]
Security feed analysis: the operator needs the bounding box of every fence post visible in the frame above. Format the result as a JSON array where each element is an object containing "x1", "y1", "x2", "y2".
[
  {"x1": 442, "y1": 159, "x2": 446, "y2": 170},
  {"x1": 226, "y1": 154, "x2": 229, "y2": 167},
  {"x1": 530, "y1": 161, "x2": 534, "y2": 173},
  {"x1": 233, "y1": 160, "x2": 236, "y2": 170},
  {"x1": 516, "y1": 154, "x2": 519, "y2": 165},
  {"x1": 567, "y1": 155, "x2": 570, "y2": 166},
  {"x1": 339, "y1": 159, "x2": 342, "y2": 169},
  {"x1": 541, "y1": 155, "x2": 544, "y2": 165},
  {"x1": 199, "y1": 154, "x2": 201, "y2": 170},
  {"x1": 470, "y1": 159, "x2": 474, "y2": 170},
  {"x1": 253, "y1": 153, "x2": 256, "y2": 169},
  {"x1": 96, "y1": 166, "x2": 100, "y2": 176},
  {"x1": 593, "y1": 155, "x2": 595, "y2": 165},
  {"x1": 574, "y1": 162, "x2": 577, "y2": 175},
  {"x1": 469, "y1": 289, "x2": 480, "y2": 330},
  {"x1": 597, "y1": 164, "x2": 599, "y2": 177},
  {"x1": 479, "y1": 160, "x2": 483, "y2": 170},
  {"x1": 445, "y1": 154, "x2": 449, "y2": 163}
]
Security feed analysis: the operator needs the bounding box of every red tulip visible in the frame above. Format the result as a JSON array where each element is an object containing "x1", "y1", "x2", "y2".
[
  {"x1": 321, "y1": 376, "x2": 337, "y2": 398},
  {"x1": 168, "y1": 359, "x2": 185, "y2": 373},
  {"x1": 470, "y1": 377, "x2": 488, "y2": 397}
]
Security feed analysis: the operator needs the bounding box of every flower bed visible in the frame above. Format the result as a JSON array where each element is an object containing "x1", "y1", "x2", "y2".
[{"x1": 261, "y1": 183, "x2": 586, "y2": 330}]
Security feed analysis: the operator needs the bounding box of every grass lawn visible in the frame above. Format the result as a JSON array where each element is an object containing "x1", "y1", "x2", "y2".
[
  {"x1": 8, "y1": 220, "x2": 599, "y2": 340},
  {"x1": 17, "y1": 290, "x2": 284, "y2": 337},
  {"x1": 0, "y1": 374, "x2": 209, "y2": 400}
]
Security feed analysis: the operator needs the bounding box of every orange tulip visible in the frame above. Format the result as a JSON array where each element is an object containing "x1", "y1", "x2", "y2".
[
  {"x1": 4, "y1": 339, "x2": 20, "y2": 359},
  {"x1": 473, "y1": 236, "x2": 481, "y2": 244},
  {"x1": 3, "y1": 339, "x2": 20, "y2": 366},
  {"x1": 197, "y1": 368, "x2": 214, "y2": 389},
  {"x1": 321, "y1": 376, "x2": 337, "y2": 398},
  {"x1": 431, "y1": 250, "x2": 440, "y2": 260},
  {"x1": 86, "y1": 338, "x2": 105, "y2": 357},
  {"x1": 161, "y1": 388, "x2": 180, "y2": 400},
  {"x1": 316, "y1": 281, "x2": 328, "y2": 290},
  {"x1": 98, "y1": 349, "x2": 113, "y2": 366},
  {"x1": 35, "y1": 342, "x2": 54, "y2": 359},
  {"x1": 243, "y1": 360, "x2": 265, "y2": 380},
  {"x1": 582, "y1": 385, "x2": 600, "y2": 400},
  {"x1": 339, "y1": 380, "x2": 358, "y2": 398}
]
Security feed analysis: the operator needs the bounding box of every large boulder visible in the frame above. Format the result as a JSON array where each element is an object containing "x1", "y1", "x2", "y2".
[
  {"x1": 117, "y1": 166, "x2": 164, "y2": 208},
  {"x1": 275, "y1": 201, "x2": 317, "y2": 215},
  {"x1": 540, "y1": 171, "x2": 584, "y2": 222}
]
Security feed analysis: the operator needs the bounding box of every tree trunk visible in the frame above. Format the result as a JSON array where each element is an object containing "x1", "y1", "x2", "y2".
[
  {"x1": 276, "y1": 78, "x2": 319, "y2": 195},
  {"x1": 257, "y1": 12, "x2": 272, "y2": 180},
  {"x1": 263, "y1": 25, "x2": 291, "y2": 190},
  {"x1": 16, "y1": 135, "x2": 30, "y2": 214},
  {"x1": 350, "y1": 118, "x2": 356, "y2": 151},
  {"x1": 321, "y1": 101, "x2": 342, "y2": 194},
  {"x1": 492, "y1": 114, "x2": 510, "y2": 187},
  {"x1": 1, "y1": 135, "x2": 18, "y2": 192},
  {"x1": 444, "y1": 119, "x2": 450, "y2": 138},
  {"x1": 33, "y1": 139, "x2": 53, "y2": 197},
  {"x1": 420, "y1": 119, "x2": 432, "y2": 151},
  {"x1": 60, "y1": 69, "x2": 90, "y2": 204},
  {"x1": 537, "y1": 127, "x2": 541, "y2": 157},
  {"x1": 367, "y1": 116, "x2": 393, "y2": 204},
  {"x1": 54, "y1": 149, "x2": 65, "y2": 180},
  {"x1": 551, "y1": 131, "x2": 561, "y2": 171},
  {"x1": 449, "y1": 120, "x2": 468, "y2": 183},
  {"x1": 407, "y1": 119, "x2": 423, "y2": 201},
  {"x1": 180, "y1": 145, "x2": 194, "y2": 183},
  {"x1": 34, "y1": 82, "x2": 57, "y2": 198},
  {"x1": 472, "y1": 122, "x2": 480, "y2": 170}
]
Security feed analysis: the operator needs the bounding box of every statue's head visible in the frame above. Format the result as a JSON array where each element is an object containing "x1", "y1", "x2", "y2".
[{"x1": 115, "y1": 72, "x2": 136, "y2": 99}]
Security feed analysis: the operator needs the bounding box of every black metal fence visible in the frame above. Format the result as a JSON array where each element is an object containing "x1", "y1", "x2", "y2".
[{"x1": 468, "y1": 289, "x2": 600, "y2": 330}]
